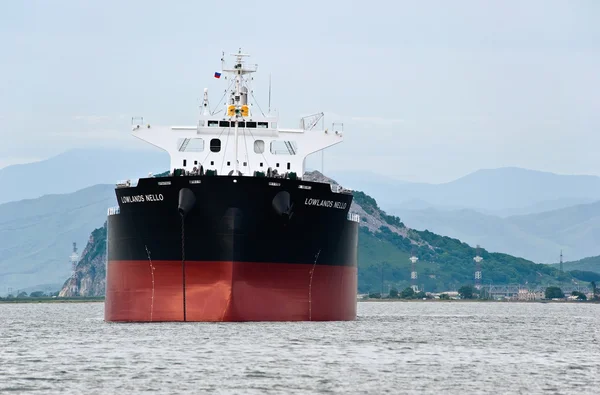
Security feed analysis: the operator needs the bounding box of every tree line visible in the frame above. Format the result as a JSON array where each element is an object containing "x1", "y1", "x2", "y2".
[
  {"x1": 366, "y1": 282, "x2": 599, "y2": 301},
  {"x1": 1, "y1": 291, "x2": 59, "y2": 299}
]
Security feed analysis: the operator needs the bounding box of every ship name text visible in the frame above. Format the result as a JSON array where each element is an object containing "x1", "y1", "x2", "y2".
[
  {"x1": 121, "y1": 194, "x2": 165, "y2": 204},
  {"x1": 304, "y1": 198, "x2": 347, "y2": 210}
]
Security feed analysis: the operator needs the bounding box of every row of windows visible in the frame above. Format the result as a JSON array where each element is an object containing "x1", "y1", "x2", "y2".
[
  {"x1": 177, "y1": 138, "x2": 297, "y2": 155},
  {"x1": 182, "y1": 159, "x2": 291, "y2": 170},
  {"x1": 203, "y1": 120, "x2": 276, "y2": 129}
]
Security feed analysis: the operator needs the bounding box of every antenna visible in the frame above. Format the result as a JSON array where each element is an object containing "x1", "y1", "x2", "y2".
[
  {"x1": 202, "y1": 88, "x2": 210, "y2": 116},
  {"x1": 268, "y1": 73, "x2": 272, "y2": 115}
]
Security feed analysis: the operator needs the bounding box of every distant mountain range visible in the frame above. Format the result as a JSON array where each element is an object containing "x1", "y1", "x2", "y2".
[
  {"x1": 0, "y1": 148, "x2": 169, "y2": 204},
  {"x1": 0, "y1": 184, "x2": 116, "y2": 293},
  {"x1": 395, "y1": 200, "x2": 600, "y2": 263},
  {"x1": 331, "y1": 167, "x2": 600, "y2": 263},
  {"x1": 331, "y1": 167, "x2": 600, "y2": 216}
]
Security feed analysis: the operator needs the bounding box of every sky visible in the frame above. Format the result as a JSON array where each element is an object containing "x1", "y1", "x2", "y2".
[{"x1": 0, "y1": 0, "x2": 598, "y2": 183}]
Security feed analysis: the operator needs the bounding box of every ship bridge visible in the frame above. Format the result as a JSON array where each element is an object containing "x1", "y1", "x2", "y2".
[{"x1": 131, "y1": 49, "x2": 343, "y2": 180}]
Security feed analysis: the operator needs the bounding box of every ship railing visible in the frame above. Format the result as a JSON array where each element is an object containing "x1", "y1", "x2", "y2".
[
  {"x1": 331, "y1": 184, "x2": 353, "y2": 194},
  {"x1": 347, "y1": 212, "x2": 360, "y2": 223},
  {"x1": 116, "y1": 179, "x2": 138, "y2": 188},
  {"x1": 107, "y1": 207, "x2": 120, "y2": 216}
]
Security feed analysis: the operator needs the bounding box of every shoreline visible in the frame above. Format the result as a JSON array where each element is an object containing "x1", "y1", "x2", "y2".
[
  {"x1": 358, "y1": 298, "x2": 600, "y2": 303},
  {"x1": 2, "y1": 297, "x2": 597, "y2": 304},
  {"x1": 0, "y1": 297, "x2": 105, "y2": 304}
]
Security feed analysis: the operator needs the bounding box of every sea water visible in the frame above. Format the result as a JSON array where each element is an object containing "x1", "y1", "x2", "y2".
[{"x1": 1, "y1": 301, "x2": 599, "y2": 394}]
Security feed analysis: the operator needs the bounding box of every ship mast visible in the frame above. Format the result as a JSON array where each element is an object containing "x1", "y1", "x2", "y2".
[{"x1": 221, "y1": 48, "x2": 258, "y2": 175}]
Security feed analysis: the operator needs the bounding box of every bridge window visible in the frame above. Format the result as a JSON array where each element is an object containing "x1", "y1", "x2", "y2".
[
  {"x1": 254, "y1": 140, "x2": 265, "y2": 153},
  {"x1": 270, "y1": 140, "x2": 297, "y2": 155},
  {"x1": 257, "y1": 122, "x2": 268, "y2": 128},
  {"x1": 246, "y1": 121, "x2": 257, "y2": 128},
  {"x1": 208, "y1": 120, "x2": 218, "y2": 127},
  {"x1": 211, "y1": 161, "x2": 214, "y2": 165},
  {"x1": 210, "y1": 139, "x2": 221, "y2": 152},
  {"x1": 227, "y1": 161, "x2": 231, "y2": 166},
  {"x1": 260, "y1": 162, "x2": 263, "y2": 167},
  {"x1": 287, "y1": 162, "x2": 291, "y2": 170},
  {"x1": 238, "y1": 121, "x2": 245, "y2": 128},
  {"x1": 219, "y1": 121, "x2": 229, "y2": 127},
  {"x1": 183, "y1": 159, "x2": 187, "y2": 167},
  {"x1": 177, "y1": 138, "x2": 205, "y2": 152}
]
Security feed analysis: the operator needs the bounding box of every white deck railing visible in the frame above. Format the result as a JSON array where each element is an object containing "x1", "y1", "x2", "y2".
[
  {"x1": 347, "y1": 212, "x2": 360, "y2": 223},
  {"x1": 116, "y1": 179, "x2": 139, "y2": 188},
  {"x1": 107, "y1": 207, "x2": 120, "y2": 216}
]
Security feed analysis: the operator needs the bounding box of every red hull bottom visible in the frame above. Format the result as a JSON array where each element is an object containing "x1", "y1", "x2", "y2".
[{"x1": 104, "y1": 260, "x2": 357, "y2": 322}]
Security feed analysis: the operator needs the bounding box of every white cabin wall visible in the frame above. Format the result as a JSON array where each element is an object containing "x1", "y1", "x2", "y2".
[{"x1": 133, "y1": 123, "x2": 343, "y2": 178}]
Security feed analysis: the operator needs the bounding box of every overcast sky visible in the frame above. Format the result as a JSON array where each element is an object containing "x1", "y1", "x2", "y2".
[{"x1": 1, "y1": 0, "x2": 598, "y2": 183}]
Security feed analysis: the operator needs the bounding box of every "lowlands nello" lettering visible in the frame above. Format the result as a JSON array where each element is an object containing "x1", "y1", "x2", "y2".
[
  {"x1": 121, "y1": 194, "x2": 164, "y2": 204},
  {"x1": 304, "y1": 198, "x2": 347, "y2": 210}
]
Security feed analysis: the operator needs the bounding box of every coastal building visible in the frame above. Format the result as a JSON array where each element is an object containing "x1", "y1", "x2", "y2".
[{"x1": 517, "y1": 288, "x2": 544, "y2": 301}]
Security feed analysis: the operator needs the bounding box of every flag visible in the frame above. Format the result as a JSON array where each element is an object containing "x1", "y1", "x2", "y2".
[{"x1": 214, "y1": 72, "x2": 221, "y2": 79}]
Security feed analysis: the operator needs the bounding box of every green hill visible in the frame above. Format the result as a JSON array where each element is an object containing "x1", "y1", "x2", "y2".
[
  {"x1": 551, "y1": 255, "x2": 600, "y2": 273},
  {"x1": 351, "y1": 190, "x2": 570, "y2": 293},
  {"x1": 391, "y1": 199, "x2": 600, "y2": 264},
  {"x1": 546, "y1": 256, "x2": 600, "y2": 284}
]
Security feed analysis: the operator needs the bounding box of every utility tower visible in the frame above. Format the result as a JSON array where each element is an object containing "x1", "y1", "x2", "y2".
[
  {"x1": 559, "y1": 250, "x2": 563, "y2": 272},
  {"x1": 473, "y1": 245, "x2": 483, "y2": 290},
  {"x1": 409, "y1": 255, "x2": 419, "y2": 293},
  {"x1": 69, "y1": 242, "x2": 79, "y2": 295}
]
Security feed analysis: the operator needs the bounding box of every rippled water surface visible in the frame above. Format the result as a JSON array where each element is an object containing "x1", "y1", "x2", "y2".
[{"x1": 1, "y1": 301, "x2": 599, "y2": 394}]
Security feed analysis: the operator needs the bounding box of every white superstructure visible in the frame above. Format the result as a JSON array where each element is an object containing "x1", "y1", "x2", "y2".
[{"x1": 131, "y1": 49, "x2": 343, "y2": 179}]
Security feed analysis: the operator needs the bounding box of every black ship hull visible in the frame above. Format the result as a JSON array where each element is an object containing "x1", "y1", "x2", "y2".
[{"x1": 105, "y1": 175, "x2": 359, "y2": 322}]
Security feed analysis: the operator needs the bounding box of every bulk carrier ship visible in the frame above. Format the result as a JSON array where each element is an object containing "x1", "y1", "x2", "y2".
[{"x1": 105, "y1": 50, "x2": 359, "y2": 322}]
